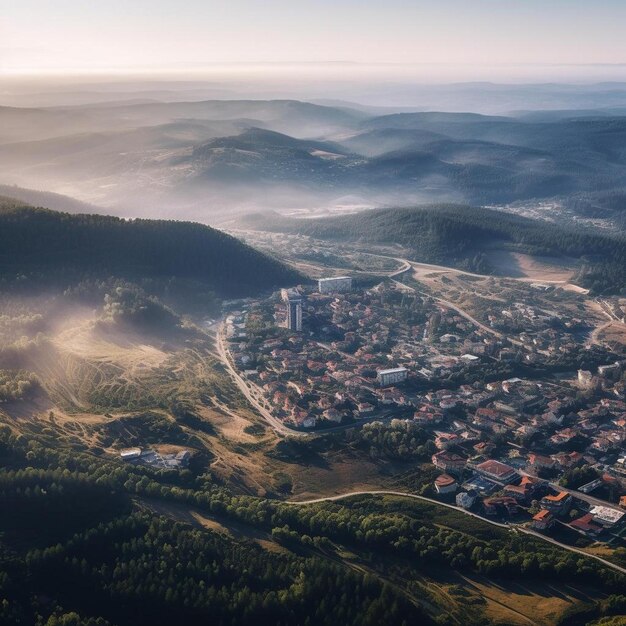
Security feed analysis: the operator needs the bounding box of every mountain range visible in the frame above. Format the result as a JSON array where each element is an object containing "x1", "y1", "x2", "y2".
[{"x1": 2, "y1": 98, "x2": 626, "y2": 221}]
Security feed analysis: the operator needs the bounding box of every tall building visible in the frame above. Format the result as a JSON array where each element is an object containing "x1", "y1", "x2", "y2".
[
  {"x1": 281, "y1": 288, "x2": 303, "y2": 331},
  {"x1": 318, "y1": 276, "x2": 352, "y2": 294}
]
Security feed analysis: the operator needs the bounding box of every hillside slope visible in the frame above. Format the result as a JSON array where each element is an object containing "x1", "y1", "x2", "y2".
[
  {"x1": 0, "y1": 199, "x2": 301, "y2": 296},
  {"x1": 239, "y1": 205, "x2": 626, "y2": 293}
]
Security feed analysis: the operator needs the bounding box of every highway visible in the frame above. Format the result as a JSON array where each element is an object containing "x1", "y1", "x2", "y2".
[{"x1": 287, "y1": 489, "x2": 626, "y2": 576}]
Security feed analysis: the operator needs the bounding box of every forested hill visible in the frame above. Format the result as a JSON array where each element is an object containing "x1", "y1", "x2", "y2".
[
  {"x1": 0, "y1": 198, "x2": 301, "y2": 296},
  {"x1": 239, "y1": 205, "x2": 626, "y2": 294}
]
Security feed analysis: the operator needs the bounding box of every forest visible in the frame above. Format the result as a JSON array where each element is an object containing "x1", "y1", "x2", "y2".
[
  {"x1": 0, "y1": 425, "x2": 624, "y2": 626},
  {"x1": 0, "y1": 198, "x2": 301, "y2": 297}
]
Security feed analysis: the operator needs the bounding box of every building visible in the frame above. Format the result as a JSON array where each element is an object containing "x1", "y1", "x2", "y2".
[
  {"x1": 504, "y1": 477, "x2": 539, "y2": 503},
  {"x1": 475, "y1": 459, "x2": 518, "y2": 484},
  {"x1": 528, "y1": 453, "x2": 555, "y2": 471},
  {"x1": 434, "y1": 474, "x2": 458, "y2": 494},
  {"x1": 456, "y1": 491, "x2": 478, "y2": 509},
  {"x1": 432, "y1": 450, "x2": 467, "y2": 474},
  {"x1": 540, "y1": 491, "x2": 572, "y2": 515},
  {"x1": 119, "y1": 447, "x2": 142, "y2": 460},
  {"x1": 322, "y1": 408, "x2": 342, "y2": 423},
  {"x1": 281, "y1": 288, "x2": 303, "y2": 332},
  {"x1": 532, "y1": 509, "x2": 555, "y2": 531},
  {"x1": 483, "y1": 496, "x2": 518, "y2": 516},
  {"x1": 463, "y1": 475, "x2": 499, "y2": 495},
  {"x1": 377, "y1": 367, "x2": 408, "y2": 387},
  {"x1": 570, "y1": 513, "x2": 603, "y2": 537},
  {"x1": 318, "y1": 276, "x2": 353, "y2": 294},
  {"x1": 589, "y1": 505, "x2": 625, "y2": 527}
]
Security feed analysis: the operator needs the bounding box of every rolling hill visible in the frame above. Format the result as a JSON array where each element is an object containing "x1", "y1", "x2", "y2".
[
  {"x1": 0, "y1": 198, "x2": 301, "y2": 296},
  {"x1": 3, "y1": 99, "x2": 626, "y2": 218},
  {"x1": 238, "y1": 205, "x2": 626, "y2": 294}
]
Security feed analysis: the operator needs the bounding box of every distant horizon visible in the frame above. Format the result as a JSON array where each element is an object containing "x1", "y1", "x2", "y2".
[
  {"x1": 6, "y1": 63, "x2": 626, "y2": 83},
  {"x1": 4, "y1": 1, "x2": 626, "y2": 79}
]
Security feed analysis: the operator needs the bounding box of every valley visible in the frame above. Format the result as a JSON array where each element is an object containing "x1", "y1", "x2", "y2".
[
  {"x1": 5, "y1": 2, "x2": 626, "y2": 625},
  {"x1": 1, "y1": 200, "x2": 625, "y2": 624}
]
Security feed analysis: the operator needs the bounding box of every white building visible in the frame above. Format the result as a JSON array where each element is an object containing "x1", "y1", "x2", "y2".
[
  {"x1": 318, "y1": 276, "x2": 352, "y2": 294},
  {"x1": 590, "y1": 505, "x2": 625, "y2": 527},
  {"x1": 120, "y1": 447, "x2": 142, "y2": 460},
  {"x1": 456, "y1": 491, "x2": 477, "y2": 509},
  {"x1": 376, "y1": 367, "x2": 408, "y2": 387}
]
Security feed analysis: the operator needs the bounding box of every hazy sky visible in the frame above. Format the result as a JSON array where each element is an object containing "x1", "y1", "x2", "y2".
[{"x1": 2, "y1": 0, "x2": 626, "y2": 79}]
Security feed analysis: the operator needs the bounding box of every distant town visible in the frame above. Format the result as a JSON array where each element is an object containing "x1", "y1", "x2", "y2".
[{"x1": 222, "y1": 274, "x2": 626, "y2": 545}]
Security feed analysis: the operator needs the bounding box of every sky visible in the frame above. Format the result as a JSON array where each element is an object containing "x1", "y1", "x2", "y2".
[{"x1": 2, "y1": 0, "x2": 626, "y2": 80}]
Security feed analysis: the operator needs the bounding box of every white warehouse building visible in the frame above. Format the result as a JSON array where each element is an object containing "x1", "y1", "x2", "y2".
[{"x1": 318, "y1": 276, "x2": 352, "y2": 294}]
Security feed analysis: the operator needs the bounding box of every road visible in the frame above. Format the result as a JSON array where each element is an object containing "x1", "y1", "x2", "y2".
[
  {"x1": 216, "y1": 325, "x2": 407, "y2": 438},
  {"x1": 216, "y1": 326, "x2": 300, "y2": 436},
  {"x1": 390, "y1": 273, "x2": 524, "y2": 348},
  {"x1": 287, "y1": 489, "x2": 509, "y2": 528},
  {"x1": 312, "y1": 247, "x2": 525, "y2": 347},
  {"x1": 287, "y1": 489, "x2": 626, "y2": 576}
]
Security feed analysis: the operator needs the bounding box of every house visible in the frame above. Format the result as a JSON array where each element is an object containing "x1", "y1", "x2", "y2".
[
  {"x1": 475, "y1": 460, "x2": 518, "y2": 484},
  {"x1": 504, "y1": 476, "x2": 541, "y2": 503},
  {"x1": 540, "y1": 491, "x2": 572, "y2": 515},
  {"x1": 432, "y1": 450, "x2": 467, "y2": 474},
  {"x1": 434, "y1": 474, "x2": 458, "y2": 495},
  {"x1": 483, "y1": 496, "x2": 518, "y2": 516},
  {"x1": 532, "y1": 509, "x2": 555, "y2": 531},
  {"x1": 473, "y1": 441, "x2": 495, "y2": 456},
  {"x1": 528, "y1": 453, "x2": 555, "y2": 471},
  {"x1": 322, "y1": 408, "x2": 342, "y2": 423},
  {"x1": 356, "y1": 402, "x2": 375, "y2": 417},
  {"x1": 552, "y1": 451, "x2": 584, "y2": 469},
  {"x1": 434, "y1": 432, "x2": 459, "y2": 450}
]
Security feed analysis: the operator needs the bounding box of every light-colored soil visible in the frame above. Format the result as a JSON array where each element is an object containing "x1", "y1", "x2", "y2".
[
  {"x1": 461, "y1": 574, "x2": 604, "y2": 626},
  {"x1": 485, "y1": 250, "x2": 576, "y2": 282},
  {"x1": 54, "y1": 318, "x2": 169, "y2": 373},
  {"x1": 596, "y1": 322, "x2": 626, "y2": 348}
]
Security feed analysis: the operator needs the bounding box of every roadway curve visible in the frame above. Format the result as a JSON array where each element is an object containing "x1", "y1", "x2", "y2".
[
  {"x1": 216, "y1": 327, "x2": 300, "y2": 436},
  {"x1": 286, "y1": 490, "x2": 626, "y2": 576},
  {"x1": 216, "y1": 326, "x2": 401, "y2": 437}
]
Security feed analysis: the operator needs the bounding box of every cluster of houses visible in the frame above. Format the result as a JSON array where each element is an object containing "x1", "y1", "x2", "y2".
[
  {"x1": 226, "y1": 284, "x2": 520, "y2": 429},
  {"x1": 224, "y1": 281, "x2": 626, "y2": 537},
  {"x1": 432, "y1": 448, "x2": 626, "y2": 535}
]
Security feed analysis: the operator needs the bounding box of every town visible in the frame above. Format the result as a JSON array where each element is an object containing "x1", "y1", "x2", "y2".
[{"x1": 222, "y1": 273, "x2": 626, "y2": 547}]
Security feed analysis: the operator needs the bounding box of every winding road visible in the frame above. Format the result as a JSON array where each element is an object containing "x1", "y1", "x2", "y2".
[
  {"x1": 216, "y1": 327, "x2": 299, "y2": 436},
  {"x1": 211, "y1": 243, "x2": 626, "y2": 579},
  {"x1": 286, "y1": 489, "x2": 626, "y2": 576}
]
